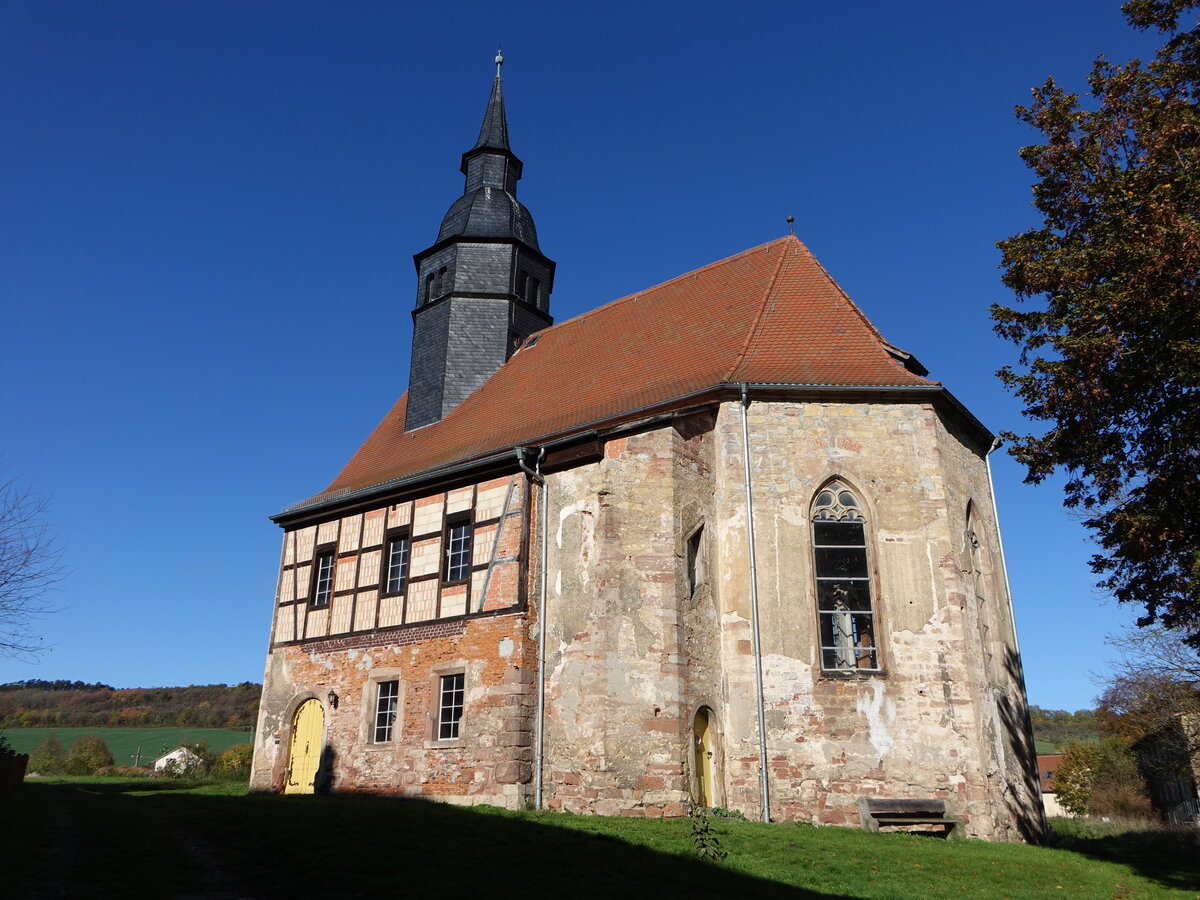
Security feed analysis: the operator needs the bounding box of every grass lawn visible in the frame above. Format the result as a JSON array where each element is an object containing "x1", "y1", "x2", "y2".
[
  {"x1": 1, "y1": 726, "x2": 252, "y2": 765},
  {"x1": 3, "y1": 779, "x2": 1198, "y2": 899}
]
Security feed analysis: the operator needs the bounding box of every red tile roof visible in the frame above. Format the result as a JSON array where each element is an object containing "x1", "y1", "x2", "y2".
[{"x1": 301, "y1": 236, "x2": 938, "y2": 509}]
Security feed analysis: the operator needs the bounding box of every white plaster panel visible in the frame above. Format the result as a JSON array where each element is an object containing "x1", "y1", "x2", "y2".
[
  {"x1": 295, "y1": 526, "x2": 316, "y2": 563},
  {"x1": 335, "y1": 557, "x2": 355, "y2": 592},
  {"x1": 330, "y1": 595, "x2": 352, "y2": 635},
  {"x1": 441, "y1": 586, "x2": 467, "y2": 618},
  {"x1": 387, "y1": 503, "x2": 412, "y2": 529},
  {"x1": 362, "y1": 510, "x2": 385, "y2": 547},
  {"x1": 472, "y1": 524, "x2": 498, "y2": 566},
  {"x1": 406, "y1": 580, "x2": 437, "y2": 622},
  {"x1": 412, "y1": 498, "x2": 444, "y2": 536},
  {"x1": 446, "y1": 487, "x2": 473, "y2": 515},
  {"x1": 305, "y1": 607, "x2": 328, "y2": 638},
  {"x1": 339, "y1": 515, "x2": 362, "y2": 552},
  {"x1": 410, "y1": 538, "x2": 441, "y2": 579},
  {"x1": 317, "y1": 521, "x2": 338, "y2": 546},
  {"x1": 358, "y1": 549, "x2": 381, "y2": 587},
  {"x1": 378, "y1": 591, "x2": 403, "y2": 627},
  {"x1": 353, "y1": 590, "x2": 377, "y2": 631}
]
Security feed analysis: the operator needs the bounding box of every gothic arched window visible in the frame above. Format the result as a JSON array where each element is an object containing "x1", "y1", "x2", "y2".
[{"x1": 812, "y1": 483, "x2": 879, "y2": 672}]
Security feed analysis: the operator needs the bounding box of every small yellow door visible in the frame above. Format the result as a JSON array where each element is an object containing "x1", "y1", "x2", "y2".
[
  {"x1": 284, "y1": 699, "x2": 324, "y2": 794},
  {"x1": 693, "y1": 707, "x2": 716, "y2": 808}
]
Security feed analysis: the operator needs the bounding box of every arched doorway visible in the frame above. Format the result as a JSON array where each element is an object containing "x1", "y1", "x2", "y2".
[
  {"x1": 284, "y1": 698, "x2": 324, "y2": 794},
  {"x1": 693, "y1": 707, "x2": 718, "y2": 808}
]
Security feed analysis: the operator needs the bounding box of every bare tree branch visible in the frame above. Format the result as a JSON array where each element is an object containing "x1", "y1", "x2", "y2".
[{"x1": 0, "y1": 475, "x2": 63, "y2": 657}]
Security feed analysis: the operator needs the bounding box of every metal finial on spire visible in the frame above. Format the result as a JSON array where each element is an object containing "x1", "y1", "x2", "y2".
[
  {"x1": 786, "y1": 215, "x2": 795, "y2": 235},
  {"x1": 495, "y1": 47, "x2": 503, "y2": 77}
]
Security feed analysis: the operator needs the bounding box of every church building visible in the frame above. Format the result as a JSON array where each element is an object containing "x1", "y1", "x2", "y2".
[{"x1": 250, "y1": 57, "x2": 1043, "y2": 841}]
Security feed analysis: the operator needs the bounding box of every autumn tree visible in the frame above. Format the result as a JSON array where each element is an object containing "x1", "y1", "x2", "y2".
[
  {"x1": 0, "y1": 473, "x2": 62, "y2": 657},
  {"x1": 993, "y1": 0, "x2": 1200, "y2": 641},
  {"x1": 64, "y1": 734, "x2": 114, "y2": 776},
  {"x1": 1096, "y1": 625, "x2": 1200, "y2": 790},
  {"x1": 1054, "y1": 737, "x2": 1152, "y2": 817},
  {"x1": 28, "y1": 733, "x2": 65, "y2": 776}
]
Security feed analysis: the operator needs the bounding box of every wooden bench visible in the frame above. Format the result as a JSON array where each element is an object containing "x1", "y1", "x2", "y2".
[{"x1": 857, "y1": 798, "x2": 963, "y2": 839}]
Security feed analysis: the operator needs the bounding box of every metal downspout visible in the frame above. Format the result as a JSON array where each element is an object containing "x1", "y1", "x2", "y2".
[
  {"x1": 740, "y1": 384, "x2": 771, "y2": 822},
  {"x1": 516, "y1": 447, "x2": 548, "y2": 810},
  {"x1": 985, "y1": 438, "x2": 1047, "y2": 839}
]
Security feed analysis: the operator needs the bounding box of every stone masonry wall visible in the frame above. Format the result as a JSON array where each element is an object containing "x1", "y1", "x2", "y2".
[
  {"x1": 707, "y1": 399, "x2": 1039, "y2": 839},
  {"x1": 540, "y1": 427, "x2": 691, "y2": 817}
]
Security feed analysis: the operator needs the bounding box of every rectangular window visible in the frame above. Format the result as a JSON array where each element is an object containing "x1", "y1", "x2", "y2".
[
  {"x1": 312, "y1": 550, "x2": 335, "y2": 608},
  {"x1": 444, "y1": 520, "x2": 472, "y2": 583},
  {"x1": 814, "y1": 519, "x2": 878, "y2": 671},
  {"x1": 438, "y1": 672, "x2": 464, "y2": 740},
  {"x1": 385, "y1": 533, "x2": 410, "y2": 595},
  {"x1": 373, "y1": 680, "x2": 399, "y2": 743}
]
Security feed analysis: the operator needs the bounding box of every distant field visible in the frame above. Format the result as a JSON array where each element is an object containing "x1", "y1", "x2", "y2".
[{"x1": 0, "y1": 727, "x2": 253, "y2": 764}]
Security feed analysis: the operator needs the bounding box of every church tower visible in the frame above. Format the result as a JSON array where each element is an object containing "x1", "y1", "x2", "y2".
[{"x1": 405, "y1": 53, "x2": 555, "y2": 431}]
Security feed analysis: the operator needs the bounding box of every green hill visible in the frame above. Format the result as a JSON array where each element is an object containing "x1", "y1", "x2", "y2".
[{"x1": 3, "y1": 727, "x2": 252, "y2": 765}]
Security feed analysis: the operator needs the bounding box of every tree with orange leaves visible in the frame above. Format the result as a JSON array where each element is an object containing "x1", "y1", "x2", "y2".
[{"x1": 994, "y1": 0, "x2": 1200, "y2": 642}]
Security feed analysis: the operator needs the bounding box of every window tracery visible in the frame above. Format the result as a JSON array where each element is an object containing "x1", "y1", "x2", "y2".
[{"x1": 812, "y1": 483, "x2": 879, "y2": 672}]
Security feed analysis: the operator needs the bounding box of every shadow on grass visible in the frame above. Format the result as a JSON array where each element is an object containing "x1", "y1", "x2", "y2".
[
  {"x1": 1046, "y1": 818, "x2": 1200, "y2": 892},
  {"x1": 4, "y1": 781, "x2": 855, "y2": 899}
]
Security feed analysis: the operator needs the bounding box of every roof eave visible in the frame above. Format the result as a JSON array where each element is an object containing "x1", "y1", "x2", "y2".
[{"x1": 272, "y1": 382, "x2": 989, "y2": 526}]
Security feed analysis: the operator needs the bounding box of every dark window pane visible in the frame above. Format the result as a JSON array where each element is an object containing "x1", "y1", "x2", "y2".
[
  {"x1": 814, "y1": 546, "x2": 869, "y2": 578},
  {"x1": 813, "y1": 521, "x2": 865, "y2": 547},
  {"x1": 439, "y1": 673, "x2": 465, "y2": 740},
  {"x1": 446, "y1": 523, "x2": 471, "y2": 582},
  {"x1": 817, "y1": 580, "x2": 873, "y2": 612},
  {"x1": 816, "y1": 491, "x2": 834, "y2": 508},
  {"x1": 313, "y1": 553, "x2": 334, "y2": 607},
  {"x1": 820, "y1": 611, "x2": 877, "y2": 670},
  {"x1": 838, "y1": 492, "x2": 858, "y2": 508},
  {"x1": 386, "y1": 537, "x2": 409, "y2": 594}
]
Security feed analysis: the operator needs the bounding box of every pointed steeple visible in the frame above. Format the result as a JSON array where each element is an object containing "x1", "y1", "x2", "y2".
[
  {"x1": 405, "y1": 54, "x2": 556, "y2": 431},
  {"x1": 458, "y1": 49, "x2": 523, "y2": 199},
  {"x1": 470, "y1": 49, "x2": 510, "y2": 153}
]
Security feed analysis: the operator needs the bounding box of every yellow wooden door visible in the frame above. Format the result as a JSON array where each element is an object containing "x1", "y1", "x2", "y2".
[
  {"x1": 693, "y1": 707, "x2": 716, "y2": 807},
  {"x1": 284, "y1": 699, "x2": 324, "y2": 794}
]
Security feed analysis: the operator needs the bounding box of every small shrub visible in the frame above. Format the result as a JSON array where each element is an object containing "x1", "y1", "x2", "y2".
[
  {"x1": 64, "y1": 734, "x2": 114, "y2": 775},
  {"x1": 213, "y1": 743, "x2": 253, "y2": 779},
  {"x1": 710, "y1": 806, "x2": 746, "y2": 820},
  {"x1": 1055, "y1": 738, "x2": 1152, "y2": 818},
  {"x1": 689, "y1": 808, "x2": 727, "y2": 862},
  {"x1": 29, "y1": 734, "x2": 65, "y2": 776}
]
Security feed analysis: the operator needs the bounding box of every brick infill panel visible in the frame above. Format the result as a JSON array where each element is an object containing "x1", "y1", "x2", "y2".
[{"x1": 298, "y1": 620, "x2": 467, "y2": 653}]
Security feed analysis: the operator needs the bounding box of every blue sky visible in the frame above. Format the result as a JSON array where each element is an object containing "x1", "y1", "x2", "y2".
[{"x1": 0, "y1": 1, "x2": 1166, "y2": 709}]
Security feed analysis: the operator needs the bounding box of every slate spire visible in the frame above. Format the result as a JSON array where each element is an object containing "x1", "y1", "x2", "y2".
[
  {"x1": 405, "y1": 55, "x2": 556, "y2": 431},
  {"x1": 470, "y1": 50, "x2": 510, "y2": 153}
]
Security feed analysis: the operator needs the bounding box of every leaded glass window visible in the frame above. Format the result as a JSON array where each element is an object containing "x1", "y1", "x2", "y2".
[{"x1": 813, "y1": 484, "x2": 878, "y2": 671}]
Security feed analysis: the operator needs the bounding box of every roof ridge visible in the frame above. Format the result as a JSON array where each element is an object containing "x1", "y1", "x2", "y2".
[
  {"x1": 800, "y1": 242, "x2": 935, "y2": 382},
  {"x1": 725, "y1": 240, "x2": 791, "y2": 382},
  {"x1": 525, "y1": 236, "x2": 795, "y2": 341}
]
